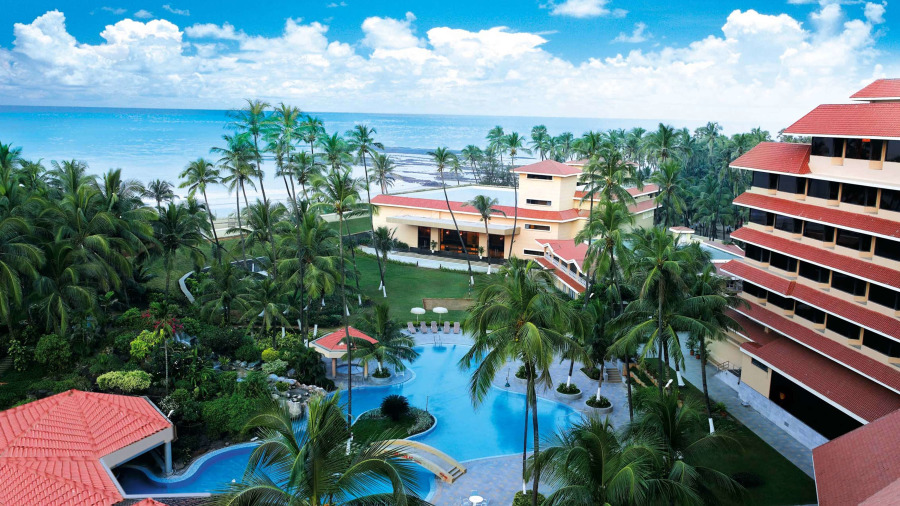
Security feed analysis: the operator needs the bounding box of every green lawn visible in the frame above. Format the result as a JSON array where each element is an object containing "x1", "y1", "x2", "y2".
[
  {"x1": 643, "y1": 359, "x2": 817, "y2": 505},
  {"x1": 328, "y1": 216, "x2": 371, "y2": 235}
]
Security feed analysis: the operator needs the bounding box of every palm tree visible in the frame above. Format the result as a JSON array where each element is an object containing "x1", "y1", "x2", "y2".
[
  {"x1": 370, "y1": 153, "x2": 397, "y2": 195},
  {"x1": 487, "y1": 125, "x2": 506, "y2": 166},
  {"x1": 154, "y1": 202, "x2": 206, "y2": 298},
  {"x1": 695, "y1": 121, "x2": 723, "y2": 163},
  {"x1": 291, "y1": 152, "x2": 323, "y2": 201},
  {"x1": 215, "y1": 133, "x2": 257, "y2": 262},
  {"x1": 347, "y1": 125, "x2": 387, "y2": 297},
  {"x1": 0, "y1": 209, "x2": 43, "y2": 338},
  {"x1": 228, "y1": 199, "x2": 288, "y2": 279},
  {"x1": 211, "y1": 394, "x2": 428, "y2": 506},
  {"x1": 179, "y1": 158, "x2": 223, "y2": 258},
  {"x1": 228, "y1": 99, "x2": 271, "y2": 202},
  {"x1": 503, "y1": 132, "x2": 530, "y2": 258},
  {"x1": 530, "y1": 125, "x2": 550, "y2": 161},
  {"x1": 460, "y1": 258, "x2": 587, "y2": 504},
  {"x1": 460, "y1": 145, "x2": 482, "y2": 184},
  {"x1": 554, "y1": 132, "x2": 575, "y2": 161},
  {"x1": 266, "y1": 103, "x2": 303, "y2": 203},
  {"x1": 48, "y1": 159, "x2": 92, "y2": 197},
  {"x1": 355, "y1": 303, "x2": 419, "y2": 376},
  {"x1": 0, "y1": 141, "x2": 22, "y2": 171},
  {"x1": 429, "y1": 147, "x2": 474, "y2": 286},
  {"x1": 650, "y1": 160, "x2": 686, "y2": 228},
  {"x1": 144, "y1": 179, "x2": 177, "y2": 211},
  {"x1": 301, "y1": 115, "x2": 326, "y2": 158},
  {"x1": 198, "y1": 258, "x2": 248, "y2": 325},
  {"x1": 449, "y1": 157, "x2": 465, "y2": 185},
  {"x1": 313, "y1": 168, "x2": 367, "y2": 428},
  {"x1": 240, "y1": 277, "x2": 290, "y2": 349},
  {"x1": 371, "y1": 226, "x2": 396, "y2": 270},
  {"x1": 319, "y1": 132, "x2": 352, "y2": 172},
  {"x1": 32, "y1": 242, "x2": 100, "y2": 336},
  {"x1": 643, "y1": 123, "x2": 678, "y2": 167},
  {"x1": 465, "y1": 195, "x2": 505, "y2": 274}
]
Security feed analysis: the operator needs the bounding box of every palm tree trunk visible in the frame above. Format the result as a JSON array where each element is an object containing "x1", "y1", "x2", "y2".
[
  {"x1": 657, "y1": 290, "x2": 665, "y2": 394},
  {"x1": 624, "y1": 353, "x2": 634, "y2": 421},
  {"x1": 508, "y1": 177, "x2": 519, "y2": 258},
  {"x1": 440, "y1": 171, "x2": 474, "y2": 285},
  {"x1": 253, "y1": 135, "x2": 268, "y2": 203},
  {"x1": 349, "y1": 240, "x2": 362, "y2": 306},
  {"x1": 529, "y1": 374, "x2": 541, "y2": 506},
  {"x1": 202, "y1": 190, "x2": 222, "y2": 262},
  {"x1": 235, "y1": 189, "x2": 247, "y2": 263},
  {"x1": 521, "y1": 390, "x2": 529, "y2": 495},
  {"x1": 338, "y1": 212, "x2": 353, "y2": 429},
  {"x1": 700, "y1": 334, "x2": 715, "y2": 433},
  {"x1": 484, "y1": 222, "x2": 492, "y2": 274},
  {"x1": 164, "y1": 254, "x2": 172, "y2": 299},
  {"x1": 362, "y1": 153, "x2": 387, "y2": 297},
  {"x1": 241, "y1": 183, "x2": 250, "y2": 210}
]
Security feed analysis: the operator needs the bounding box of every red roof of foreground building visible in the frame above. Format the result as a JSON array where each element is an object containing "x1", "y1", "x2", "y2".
[
  {"x1": 535, "y1": 239, "x2": 588, "y2": 266},
  {"x1": 734, "y1": 192, "x2": 900, "y2": 239},
  {"x1": 850, "y1": 79, "x2": 900, "y2": 101},
  {"x1": 730, "y1": 142, "x2": 811, "y2": 174},
  {"x1": 783, "y1": 103, "x2": 900, "y2": 139},
  {"x1": 740, "y1": 332, "x2": 900, "y2": 423},
  {"x1": 730, "y1": 226, "x2": 900, "y2": 290},
  {"x1": 536, "y1": 257, "x2": 585, "y2": 294},
  {"x1": 312, "y1": 326, "x2": 377, "y2": 351},
  {"x1": 0, "y1": 390, "x2": 172, "y2": 506},
  {"x1": 734, "y1": 300, "x2": 900, "y2": 394},
  {"x1": 728, "y1": 309, "x2": 778, "y2": 346},
  {"x1": 371, "y1": 194, "x2": 584, "y2": 222},
  {"x1": 813, "y1": 409, "x2": 900, "y2": 505},
  {"x1": 513, "y1": 159, "x2": 583, "y2": 177},
  {"x1": 132, "y1": 500, "x2": 170, "y2": 506}
]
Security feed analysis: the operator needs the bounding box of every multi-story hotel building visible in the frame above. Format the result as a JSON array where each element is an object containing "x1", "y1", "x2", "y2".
[{"x1": 715, "y1": 80, "x2": 900, "y2": 450}]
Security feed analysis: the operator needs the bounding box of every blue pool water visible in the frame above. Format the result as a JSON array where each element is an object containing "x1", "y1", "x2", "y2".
[
  {"x1": 117, "y1": 344, "x2": 578, "y2": 496},
  {"x1": 700, "y1": 243, "x2": 742, "y2": 261},
  {"x1": 407, "y1": 186, "x2": 517, "y2": 206}
]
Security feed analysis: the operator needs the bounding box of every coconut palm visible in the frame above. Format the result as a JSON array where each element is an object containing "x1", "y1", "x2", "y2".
[
  {"x1": 48, "y1": 159, "x2": 92, "y2": 197},
  {"x1": 371, "y1": 226, "x2": 396, "y2": 270},
  {"x1": 32, "y1": 242, "x2": 100, "y2": 336},
  {"x1": 460, "y1": 145, "x2": 482, "y2": 184},
  {"x1": 291, "y1": 152, "x2": 324, "y2": 202},
  {"x1": 530, "y1": 125, "x2": 550, "y2": 161},
  {"x1": 503, "y1": 132, "x2": 530, "y2": 258},
  {"x1": 179, "y1": 158, "x2": 223, "y2": 258},
  {"x1": 555, "y1": 132, "x2": 575, "y2": 161},
  {"x1": 319, "y1": 132, "x2": 352, "y2": 172},
  {"x1": 487, "y1": 126, "x2": 506, "y2": 166},
  {"x1": 650, "y1": 160, "x2": 686, "y2": 228},
  {"x1": 210, "y1": 394, "x2": 428, "y2": 506},
  {"x1": 0, "y1": 208, "x2": 43, "y2": 337},
  {"x1": 215, "y1": 133, "x2": 257, "y2": 262},
  {"x1": 354, "y1": 303, "x2": 419, "y2": 376},
  {"x1": 313, "y1": 168, "x2": 367, "y2": 427},
  {"x1": 347, "y1": 125, "x2": 387, "y2": 296},
  {"x1": 240, "y1": 277, "x2": 290, "y2": 349},
  {"x1": 465, "y1": 195, "x2": 506, "y2": 274},
  {"x1": 0, "y1": 141, "x2": 22, "y2": 171},
  {"x1": 643, "y1": 123, "x2": 679, "y2": 167},
  {"x1": 154, "y1": 202, "x2": 206, "y2": 298},
  {"x1": 460, "y1": 258, "x2": 588, "y2": 504},
  {"x1": 228, "y1": 99, "x2": 271, "y2": 202},
  {"x1": 198, "y1": 258, "x2": 249, "y2": 325},
  {"x1": 144, "y1": 179, "x2": 178, "y2": 211},
  {"x1": 228, "y1": 199, "x2": 288, "y2": 279},
  {"x1": 695, "y1": 121, "x2": 723, "y2": 163},
  {"x1": 266, "y1": 103, "x2": 303, "y2": 202},
  {"x1": 370, "y1": 153, "x2": 396, "y2": 195},
  {"x1": 429, "y1": 147, "x2": 474, "y2": 286},
  {"x1": 301, "y1": 115, "x2": 326, "y2": 157}
]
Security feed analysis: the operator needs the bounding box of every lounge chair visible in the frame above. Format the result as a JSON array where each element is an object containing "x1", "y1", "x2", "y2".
[
  {"x1": 407, "y1": 322, "x2": 417, "y2": 334},
  {"x1": 420, "y1": 321, "x2": 428, "y2": 334},
  {"x1": 431, "y1": 321, "x2": 438, "y2": 333},
  {"x1": 453, "y1": 321, "x2": 461, "y2": 334},
  {"x1": 443, "y1": 321, "x2": 450, "y2": 334}
]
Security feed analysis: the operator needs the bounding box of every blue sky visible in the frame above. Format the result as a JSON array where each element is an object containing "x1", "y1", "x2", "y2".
[{"x1": 0, "y1": 0, "x2": 896, "y2": 128}]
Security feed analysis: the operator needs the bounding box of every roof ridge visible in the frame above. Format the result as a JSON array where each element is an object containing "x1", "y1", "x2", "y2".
[{"x1": 0, "y1": 390, "x2": 68, "y2": 455}]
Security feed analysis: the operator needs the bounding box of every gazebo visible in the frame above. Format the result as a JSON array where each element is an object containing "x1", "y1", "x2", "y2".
[{"x1": 311, "y1": 326, "x2": 378, "y2": 378}]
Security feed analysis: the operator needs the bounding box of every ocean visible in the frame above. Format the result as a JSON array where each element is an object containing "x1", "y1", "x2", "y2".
[{"x1": 0, "y1": 106, "x2": 661, "y2": 215}]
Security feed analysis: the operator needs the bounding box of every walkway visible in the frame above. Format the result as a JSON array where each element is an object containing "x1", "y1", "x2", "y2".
[
  {"x1": 429, "y1": 454, "x2": 548, "y2": 506},
  {"x1": 358, "y1": 247, "x2": 495, "y2": 273}
]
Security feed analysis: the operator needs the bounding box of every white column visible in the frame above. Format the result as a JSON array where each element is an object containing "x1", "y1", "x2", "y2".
[{"x1": 164, "y1": 441, "x2": 172, "y2": 475}]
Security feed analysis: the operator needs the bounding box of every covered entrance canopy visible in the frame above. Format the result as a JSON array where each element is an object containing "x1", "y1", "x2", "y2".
[{"x1": 387, "y1": 215, "x2": 518, "y2": 235}]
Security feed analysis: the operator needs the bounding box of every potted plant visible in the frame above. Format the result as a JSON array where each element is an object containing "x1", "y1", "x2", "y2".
[
  {"x1": 430, "y1": 240, "x2": 437, "y2": 254},
  {"x1": 514, "y1": 364, "x2": 528, "y2": 386},
  {"x1": 686, "y1": 334, "x2": 699, "y2": 358},
  {"x1": 477, "y1": 245, "x2": 485, "y2": 259},
  {"x1": 586, "y1": 394, "x2": 613, "y2": 415},
  {"x1": 369, "y1": 366, "x2": 392, "y2": 384},
  {"x1": 555, "y1": 382, "x2": 582, "y2": 400}
]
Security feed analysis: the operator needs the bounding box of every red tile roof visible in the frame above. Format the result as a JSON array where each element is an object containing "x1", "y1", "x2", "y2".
[
  {"x1": 627, "y1": 199, "x2": 659, "y2": 215},
  {"x1": 728, "y1": 309, "x2": 779, "y2": 346},
  {"x1": 371, "y1": 194, "x2": 584, "y2": 222},
  {"x1": 850, "y1": 79, "x2": 900, "y2": 101},
  {"x1": 0, "y1": 390, "x2": 172, "y2": 506},
  {"x1": 721, "y1": 260, "x2": 900, "y2": 341},
  {"x1": 703, "y1": 240, "x2": 744, "y2": 257},
  {"x1": 734, "y1": 300, "x2": 900, "y2": 393},
  {"x1": 783, "y1": 103, "x2": 900, "y2": 139},
  {"x1": 813, "y1": 409, "x2": 900, "y2": 505},
  {"x1": 534, "y1": 239, "x2": 588, "y2": 266},
  {"x1": 513, "y1": 159, "x2": 582, "y2": 177},
  {"x1": 574, "y1": 183, "x2": 660, "y2": 200},
  {"x1": 734, "y1": 192, "x2": 900, "y2": 239},
  {"x1": 730, "y1": 227, "x2": 900, "y2": 290},
  {"x1": 312, "y1": 326, "x2": 377, "y2": 351},
  {"x1": 730, "y1": 142, "x2": 811, "y2": 174},
  {"x1": 133, "y1": 500, "x2": 170, "y2": 506},
  {"x1": 565, "y1": 158, "x2": 589, "y2": 166},
  {"x1": 536, "y1": 257, "x2": 585, "y2": 294},
  {"x1": 740, "y1": 334, "x2": 900, "y2": 422}
]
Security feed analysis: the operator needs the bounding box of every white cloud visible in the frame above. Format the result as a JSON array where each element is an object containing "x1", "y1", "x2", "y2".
[
  {"x1": 0, "y1": 4, "x2": 896, "y2": 132},
  {"x1": 544, "y1": 0, "x2": 625, "y2": 19},
  {"x1": 612, "y1": 22, "x2": 650, "y2": 43},
  {"x1": 327, "y1": 1, "x2": 347, "y2": 7},
  {"x1": 864, "y1": 2, "x2": 886, "y2": 23},
  {"x1": 133, "y1": 9, "x2": 153, "y2": 19},
  {"x1": 101, "y1": 7, "x2": 126, "y2": 15},
  {"x1": 162, "y1": 4, "x2": 190, "y2": 16}
]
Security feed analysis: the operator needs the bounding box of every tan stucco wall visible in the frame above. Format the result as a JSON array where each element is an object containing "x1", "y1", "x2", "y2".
[
  {"x1": 739, "y1": 353, "x2": 772, "y2": 397},
  {"x1": 707, "y1": 336, "x2": 745, "y2": 368}
]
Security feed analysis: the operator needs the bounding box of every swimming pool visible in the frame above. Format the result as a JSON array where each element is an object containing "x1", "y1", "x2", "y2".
[
  {"x1": 117, "y1": 344, "x2": 579, "y2": 496},
  {"x1": 700, "y1": 243, "x2": 742, "y2": 261},
  {"x1": 406, "y1": 186, "x2": 517, "y2": 207}
]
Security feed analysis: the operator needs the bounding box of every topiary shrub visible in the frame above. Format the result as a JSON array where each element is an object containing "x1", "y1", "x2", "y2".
[
  {"x1": 262, "y1": 359, "x2": 288, "y2": 376},
  {"x1": 261, "y1": 348, "x2": 280, "y2": 363},
  {"x1": 380, "y1": 394, "x2": 410, "y2": 422},
  {"x1": 586, "y1": 395, "x2": 611, "y2": 408},
  {"x1": 731, "y1": 471, "x2": 763, "y2": 488},
  {"x1": 34, "y1": 334, "x2": 71, "y2": 371},
  {"x1": 97, "y1": 370, "x2": 152, "y2": 393},
  {"x1": 513, "y1": 491, "x2": 545, "y2": 506},
  {"x1": 556, "y1": 383, "x2": 580, "y2": 394}
]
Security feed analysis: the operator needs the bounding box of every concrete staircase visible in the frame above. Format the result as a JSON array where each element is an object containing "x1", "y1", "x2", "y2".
[
  {"x1": 606, "y1": 365, "x2": 622, "y2": 383},
  {"x1": 0, "y1": 356, "x2": 14, "y2": 379}
]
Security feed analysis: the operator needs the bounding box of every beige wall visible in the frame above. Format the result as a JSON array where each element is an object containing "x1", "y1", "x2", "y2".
[
  {"x1": 739, "y1": 352, "x2": 772, "y2": 397},
  {"x1": 708, "y1": 335, "x2": 745, "y2": 368}
]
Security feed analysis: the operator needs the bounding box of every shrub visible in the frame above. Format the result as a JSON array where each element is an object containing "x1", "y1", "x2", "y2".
[
  {"x1": 130, "y1": 330, "x2": 161, "y2": 361},
  {"x1": 731, "y1": 471, "x2": 762, "y2": 488},
  {"x1": 275, "y1": 381, "x2": 289, "y2": 392},
  {"x1": 160, "y1": 388, "x2": 201, "y2": 424},
  {"x1": 179, "y1": 317, "x2": 205, "y2": 337},
  {"x1": 97, "y1": 370, "x2": 152, "y2": 393},
  {"x1": 234, "y1": 343, "x2": 261, "y2": 363},
  {"x1": 261, "y1": 348, "x2": 280, "y2": 363},
  {"x1": 237, "y1": 371, "x2": 269, "y2": 399},
  {"x1": 88, "y1": 353, "x2": 125, "y2": 376},
  {"x1": 200, "y1": 328, "x2": 248, "y2": 357},
  {"x1": 113, "y1": 331, "x2": 138, "y2": 356},
  {"x1": 7, "y1": 339, "x2": 29, "y2": 372},
  {"x1": 117, "y1": 307, "x2": 146, "y2": 329},
  {"x1": 262, "y1": 359, "x2": 288, "y2": 376},
  {"x1": 372, "y1": 368, "x2": 390, "y2": 378},
  {"x1": 28, "y1": 374, "x2": 92, "y2": 396},
  {"x1": 408, "y1": 409, "x2": 434, "y2": 435},
  {"x1": 201, "y1": 393, "x2": 262, "y2": 440},
  {"x1": 580, "y1": 366, "x2": 601, "y2": 380},
  {"x1": 217, "y1": 371, "x2": 239, "y2": 395},
  {"x1": 380, "y1": 394, "x2": 410, "y2": 422},
  {"x1": 556, "y1": 383, "x2": 580, "y2": 394},
  {"x1": 515, "y1": 365, "x2": 527, "y2": 379},
  {"x1": 586, "y1": 395, "x2": 611, "y2": 408},
  {"x1": 513, "y1": 491, "x2": 545, "y2": 506},
  {"x1": 283, "y1": 344, "x2": 332, "y2": 389},
  {"x1": 34, "y1": 334, "x2": 71, "y2": 371}
]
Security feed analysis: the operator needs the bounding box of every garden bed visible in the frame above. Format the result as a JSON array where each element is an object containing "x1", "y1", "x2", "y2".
[{"x1": 352, "y1": 407, "x2": 435, "y2": 441}]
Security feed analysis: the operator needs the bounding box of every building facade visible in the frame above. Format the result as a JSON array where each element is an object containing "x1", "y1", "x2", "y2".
[{"x1": 715, "y1": 79, "x2": 900, "y2": 448}]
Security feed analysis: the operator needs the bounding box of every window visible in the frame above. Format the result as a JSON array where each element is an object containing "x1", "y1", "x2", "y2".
[
  {"x1": 522, "y1": 249, "x2": 544, "y2": 256},
  {"x1": 777, "y1": 175, "x2": 806, "y2": 195},
  {"x1": 826, "y1": 315, "x2": 861, "y2": 340},
  {"x1": 807, "y1": 179, "x2": 840, "y2": 200},
  {"x1": 749, "y1": 209, "x2": 775, "y2": 226},
  {"x1": 769, "y1": 251, "x2": 798, "y2": 273},
  {"x1": 831, "y1": 271, "x2": 866, "y2": 296},
  {"x1": 881, "y1": 189, "x2": 900, "y2": 213},
  {"x1": 752, "y1": 172, "x2": 778, "y2": 190},
  {"x1": 811, "y1": 137, "x2": 842, "y2": 157},
  {"x1": 799, "y1": 261, "x2": 830, "y2": 283},
  {"x1": 775, "y1": 215, "x2": 803, "y2": 234},
  {"x1": 844, "y1": 138, "x2": 883, "y2": 161},
  {"x1": 835, "y1": 229, "x2": 872, "y2": 252},
  {"x1": 745, "y1": 244, "x2": 771, "y2": 263},
  {"x1": 802, "y1": 221, "x2": 835, "y2": 242},
  {"x1": 869, "y1": 283, "x2": 900, "y2": 310},
  {"x1": 840, "y1": 183, "x2": 878, "y2": 207},
  {"x1": 743, "y1": 282, "x2": 768, "y2": 299},
  {"x1": 767, "y1": 291, "x2": 794, "y2": 310},
  {"x1": 887, "y1": 140, "x2": 900, "y2": 163},
  {"x1": 526, "y1": 199, "x2": 551, "y2": 206},
  {"x1": 526, "y1": 174, "x2": 553, "y2": 180},
  {"x1": 875, "y1": 238, "x2": 900, "y2": 261},
  {"x1": 862, "y1": 330, "x2": 900, "y2": 358},
  {"x1": 524, "y1": 224, "x2": 551, "y2": 231},
  {"x1": 751, "y1": 358, "x2": 769, "y2": 372},
  {"x1": 795, "y1": 302, "x2": 826, "y2": 324}
]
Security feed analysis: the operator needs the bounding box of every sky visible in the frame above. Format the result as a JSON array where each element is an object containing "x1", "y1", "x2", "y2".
[{"x1": 0, "y1": 0, "x2": 897, "y2": 130}]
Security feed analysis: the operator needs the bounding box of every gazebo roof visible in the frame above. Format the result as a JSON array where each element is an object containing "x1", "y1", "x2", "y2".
[{"x1": 311, "y1": 327, "x2": 378, "y2": 357}]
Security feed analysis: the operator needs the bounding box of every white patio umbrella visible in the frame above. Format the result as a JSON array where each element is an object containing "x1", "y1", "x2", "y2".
[
  {"x1": 411, "y1": 307, "x2": 426, "y2": 322},
  {"x1": 432, "y1": 306, "x2": 448, "y2": 325}
]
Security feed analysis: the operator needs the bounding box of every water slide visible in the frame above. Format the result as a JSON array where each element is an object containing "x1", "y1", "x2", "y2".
[{"x1": 382, "y1": 439, "x2": 467, "y2": 483}]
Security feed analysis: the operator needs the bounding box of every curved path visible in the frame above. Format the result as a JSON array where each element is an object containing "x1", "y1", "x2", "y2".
[{"x1": 383, "y1": 439, "x2": 467, "y2": 483}]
